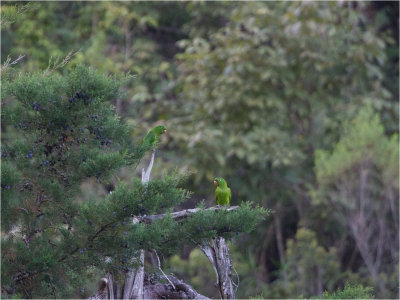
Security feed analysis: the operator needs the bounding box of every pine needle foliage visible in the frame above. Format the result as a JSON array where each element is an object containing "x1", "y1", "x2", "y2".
[
  {"x1": 318, "y1": 283, "x2": 374, "y2": 299},
  {"x1": 1, "y1": 66, "x2": 269, "y2": 298},
  {"x1": 299, "y1": 282, "x2": 374, "y2": 299}
]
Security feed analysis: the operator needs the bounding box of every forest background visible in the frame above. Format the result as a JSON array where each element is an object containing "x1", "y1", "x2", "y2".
[{"x1": 1, "y1": 1, "x2": 399, "y2": 299}]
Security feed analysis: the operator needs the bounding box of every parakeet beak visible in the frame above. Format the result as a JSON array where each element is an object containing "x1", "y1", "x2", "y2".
[
  {"x1": 163, "y1": 129, "x2": 167, "y2": 134},
  {"x1": 213, "y1": 180, "x2": 218, "y2": 186}
]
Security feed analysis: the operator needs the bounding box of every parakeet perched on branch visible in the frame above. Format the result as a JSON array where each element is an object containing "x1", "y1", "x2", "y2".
[
  {"x1": 214, "y1": 177, "x2": 231, "y2": 206},
  {"x1": 127, "y1": 125, "x2": 166, "y2": 167},
  {"x1": 141, "y1": 125, "x2": 167, "y2": 151}
]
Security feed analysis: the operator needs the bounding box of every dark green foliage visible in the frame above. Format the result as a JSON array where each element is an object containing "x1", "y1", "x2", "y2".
[
  {"x1": 1, "y1": 66, "x2": 267, "y2": 298},
  {"x1": 0, "y1": 162, "x2": 21, "y2": 230},
  {"x1": 1, "y1": 66, "x2": 138, "y2": 298},
  {"x1": 2, "y1": 65, "x2": 133, "y2": 185},
  {"x1": 185, "y1": 202, "x2": 269, "y2": 241},
  {"x1": 301, "y1": 282, "x2": 374, "y2": 299}
]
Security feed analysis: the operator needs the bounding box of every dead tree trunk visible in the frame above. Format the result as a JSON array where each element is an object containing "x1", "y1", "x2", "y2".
[
  {"x1": 121, "y1": 250, "x2": 145, "y2": 299},
  {"x1": 124, "y1": 148, "x2": 157, "y2": 299},
  {"x1": 199, "y1": 237, "x2": 235, "y2": 299}
]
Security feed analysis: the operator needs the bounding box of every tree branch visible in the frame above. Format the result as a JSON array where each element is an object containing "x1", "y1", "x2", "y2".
[
  {"x1": 140, "y1": 205, "x2": 239, "y2": 223},
  {"x1": 143, "y1": 274, "x2": 211, "y2": 300},
  {"x1": 44, "y1": 50, "x2": 79, "y2": 77},
  {"x1": 166, "y1": 275, "x2": 211, "y2": 300},
  {"x1": 0, "y1": 54, "x2": 25, "y2": 73},
  {"x1": 153, "y1": 250, "x2": 175, "y2": 290}
]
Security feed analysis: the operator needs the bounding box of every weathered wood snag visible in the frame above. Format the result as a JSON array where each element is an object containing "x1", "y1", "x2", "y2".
[{"x1": 199, "y1": 238, "x2": 235, "y2": 299}]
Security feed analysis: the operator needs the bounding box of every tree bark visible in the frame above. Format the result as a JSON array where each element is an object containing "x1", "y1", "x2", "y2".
[
  {"x1": 140, "y1": 205, "x2": 239, "y2": 223},
  {"x1": 165, "y1": 275, "x2": 211, "y2": 299},
  {"x1": 123, "y1": 268, "x2": 136, "y2": 299},
  {"x1": 131, "y1": 250, "x2": 145, "y2": 299},
  {"x1": 199, "y1": 237, "x2": 235, "y2": 299},
  {"x1": 91, "y1": 273, "x2": 211, "y2": 299},
  {"x1": 143, "y1": 274, "x2": 211, "y2": 299}
]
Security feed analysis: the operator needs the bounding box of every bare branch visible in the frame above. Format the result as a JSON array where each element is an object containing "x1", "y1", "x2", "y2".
[
  {"x1": 140, "y1": 205, "x2": 239, "y2": 223},
  {"x1": 165, "y1": 275, "x2": 211, "y2": 300},
  {"x1": 143, "y1": 147, "x2": 156, "y2": 183},
  {"x1": 130, "y1": 250, "x2": 145, "y2": 299},
  {"x1": 153, "y1": 250, "x2": 175, "y2": 290},
  {"x1": 231, "y1": 263, "x2": 240, "y2": 292}
]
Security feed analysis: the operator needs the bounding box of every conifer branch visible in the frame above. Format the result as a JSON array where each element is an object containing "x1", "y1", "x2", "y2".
[
  {"x1": 89, "y1": 222, "x2": 115, "y2": 242},
  {"x1": 0, "y1": 54, "x2": 25, "y2": 106},
  {"x1": 43, "y1": 50, "x2": 79, "y2": 76},
  {"x1": 0, "y1": 54, "x2": 25, "y2": 73},
  {"x1": 139, "y1": 205, "x2": 239, "y2": 223},
  {"x1": 0, "y1": 3, "x2": 32, "y2": 27}
]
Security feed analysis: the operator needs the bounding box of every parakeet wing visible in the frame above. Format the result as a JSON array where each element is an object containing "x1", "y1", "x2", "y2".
[{"x1": 142, "y1": 130, "x2": 156, "y2": 149}]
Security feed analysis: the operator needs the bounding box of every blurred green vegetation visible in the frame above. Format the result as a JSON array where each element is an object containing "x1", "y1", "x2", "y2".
[
  {"x1": 300, "y1": 282, "x2": 375, "y2": 299},
  {"x1": 1, "y1": 1, "x2": 398, "y2": 298}
]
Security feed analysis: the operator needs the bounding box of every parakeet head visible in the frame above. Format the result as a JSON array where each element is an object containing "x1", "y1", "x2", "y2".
[
  {"x1": 214, "y1": 177, "x2": 227, "y2": 187},
  {"x1": 154, "y1": 125, "x2": 167, "y2": 135}
]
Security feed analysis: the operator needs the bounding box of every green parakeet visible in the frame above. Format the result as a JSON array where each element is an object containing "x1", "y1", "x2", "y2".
[
  {"x1": 141, "y1": 125, "x2": 167, "y2": 151},
  {"x1": 214, "y1": 177, "x2": 231, "y2": 206}
]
